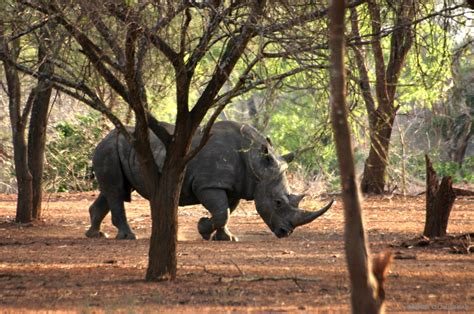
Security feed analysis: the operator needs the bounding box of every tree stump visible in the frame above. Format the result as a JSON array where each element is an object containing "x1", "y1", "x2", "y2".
[{"x1": 423, "y1": 155, "x2": 456, "y2": 238}]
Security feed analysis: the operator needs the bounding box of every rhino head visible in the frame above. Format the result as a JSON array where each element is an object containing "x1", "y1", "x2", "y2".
[{"x1": 247, "y1": 140, "x2": 333, "y2": 238}]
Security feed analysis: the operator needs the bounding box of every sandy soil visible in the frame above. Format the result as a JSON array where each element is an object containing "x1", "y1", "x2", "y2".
[{"x1": 0, "y1": 192, "x2": 472, "y2": 313}]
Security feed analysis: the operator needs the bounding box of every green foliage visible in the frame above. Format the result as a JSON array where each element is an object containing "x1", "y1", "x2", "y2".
[
  {"x1": 435, "y1": 157, "x2": 474, "y2": 183},
  {"x1": 44, "y1": 112, "x2": 106, "y2": 192},
  {"x1": 459, "y1": 157, "x2": 474, "y2": 182},
  {"x1": 389, "y1": 152, "x2": 474, "y2": 188}
]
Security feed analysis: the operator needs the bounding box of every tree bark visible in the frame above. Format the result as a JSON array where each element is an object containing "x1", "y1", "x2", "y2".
[
  {"x1": 12, "y1": 125, "x2": 33, "y2": 223},
  {"x1": 361, "y1": 114, "x2": 395, "y2": 194},
  {"x1": 423, "y1": 155, "x2": 456, "y2": 238},
  {"x1": 329, "y1": 1, "x2": 391, "y2": 313},
  {"x1": 146, "y1": 145, "x2": 188, "y2": 281},
  {"x1": 27, "y1": 24, "x2": 55, "y2": 219}
]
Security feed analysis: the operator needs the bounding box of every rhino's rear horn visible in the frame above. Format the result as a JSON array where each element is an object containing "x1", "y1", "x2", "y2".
[
  {"x1": 289, "y1": 193, "x2": 305, "y2": 207},
  {"x1": 281, "y1": 152, "x2": 296, "y2": 163},
  {"x1": 291, "y1": 199, "x2": 334, "y2": 227},
  {"x1": 282, "y1": 146, "x2": 313, "y2": 163}
]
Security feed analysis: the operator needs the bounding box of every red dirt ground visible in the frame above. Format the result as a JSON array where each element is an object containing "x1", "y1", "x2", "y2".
[{"x1": 0, "y1": 192, "x2": 472, "y2": 313}]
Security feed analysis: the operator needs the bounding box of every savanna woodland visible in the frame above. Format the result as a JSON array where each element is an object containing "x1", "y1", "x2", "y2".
[{"x1": 0, "y1": 0, "x2": 473, "y2": 313}]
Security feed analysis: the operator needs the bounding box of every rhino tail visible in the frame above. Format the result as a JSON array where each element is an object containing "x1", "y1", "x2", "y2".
[{"x1": 115, "y1": 131, "x2": 133, "y2": 203}]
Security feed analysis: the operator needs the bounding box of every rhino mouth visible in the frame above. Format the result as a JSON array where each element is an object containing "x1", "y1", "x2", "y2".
[{"x1": 273, "y1": 225, "x2": 294, "y2": 238}]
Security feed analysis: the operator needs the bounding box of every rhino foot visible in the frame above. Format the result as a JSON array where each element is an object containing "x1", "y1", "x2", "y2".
[
  {"x1": 115, "y1": 231, "x2": 137, "y2": 240},
  {"x1": 198, "y1": 217, "x2": 213, "y2": 240},
  {"x1": 85, "y1": 229, "x2": 109, "y2": 238},
  {"x1": 212, "y1": 228, "x2": 239, "y2": 242}
]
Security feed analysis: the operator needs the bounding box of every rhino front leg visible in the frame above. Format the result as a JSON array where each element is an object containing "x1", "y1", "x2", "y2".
[
  {"x1": 213, "y1": 199, "x2": 240, "y2": 241},
  {"x1": 196, "y1": 189, "x2": 238, "y2": 241},
  {"x1": 85, "y1": 192, "x2": 110, "y2": 238}
]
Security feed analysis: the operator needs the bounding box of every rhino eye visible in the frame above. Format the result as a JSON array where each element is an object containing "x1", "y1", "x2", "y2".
[{"x1": 275, "y1": 199, "x2": 282, "y2": 208}]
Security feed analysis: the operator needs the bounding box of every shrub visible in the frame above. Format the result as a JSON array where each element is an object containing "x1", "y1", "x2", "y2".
[{"x1": 44, "y1": 112, "x2": 106, "y2": 192}]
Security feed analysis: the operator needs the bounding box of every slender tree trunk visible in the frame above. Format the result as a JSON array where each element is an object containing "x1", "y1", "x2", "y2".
[
  {"x1": 329, "y1": 1, "x2": 391, "y2": 312},
  {"x1": 28, "y1": 26, "x2": 55, "y2": 219},
  {"x1": 449, "y1": 101, "x2": 473, "y2": 165},
  {"x1": 1, "y1": 26, "x2": 33, "y2": 223},
  {"x1": 7, "y1": 74, "x2": 33, "y2": 223},
  {"x1": 12, "y1": 127, "x2": 33, "y2": 223},
  {"x1": 28, "y1": 86, "x2": 52, "y2": 219}
]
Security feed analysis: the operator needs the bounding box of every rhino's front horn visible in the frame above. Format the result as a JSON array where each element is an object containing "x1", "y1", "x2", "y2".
[{"x1": 291, "y1": 199, "x2": 334, "y2": 227}]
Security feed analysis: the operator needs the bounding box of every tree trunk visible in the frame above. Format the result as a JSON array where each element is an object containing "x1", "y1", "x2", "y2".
[
  {"x1": 361, "y1": 114, "x2": 395, "y2": 194},
  {"x1": 12, "y1": 127, "x2": 33, "y2": 223},
  {"x1": 28, "y1": 26, "x2": 55, "y2": 219},
  {"x1": 146, "y1": 131, "x2": 191, "y2": 281},
  {"x1": 448, "y1": 98, "x2": 473, "y2": 165},
  {"x1": 1, "y1": 27, "x2": 33, "y2": 223},
  {"x1": 9, "y1": 85, "x2": 33, "y2": 223},
  {"x1": 423, "y1": 155, "x2": 456, "y2": 238},
  {"x1": 329, "y1": 2, "x2": 391, "y2": 313},
  {"x1": 28, "y1": 86, "x2": 52, "y2": 219},
  {"x1": 146, "y1": 164, "x2": 183, "y2": 281},
  {"x1": 357, "y1": 0, "x2": 415, "y2": 195}
]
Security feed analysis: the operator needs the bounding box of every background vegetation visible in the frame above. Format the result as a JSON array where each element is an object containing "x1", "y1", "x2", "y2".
[{"x1": 0, "y1": 1, "x2": 472, "y2": 195}]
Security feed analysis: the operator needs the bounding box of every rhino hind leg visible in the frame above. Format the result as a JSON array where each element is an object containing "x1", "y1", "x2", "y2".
[
  {"x1": 85, "y1": 193, "x2": 110, "y2": 238},
  {"x1": 107, "y1": 195, "x2": 137, "y2": 240}
]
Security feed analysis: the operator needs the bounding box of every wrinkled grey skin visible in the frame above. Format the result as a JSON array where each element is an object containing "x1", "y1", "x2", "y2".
[{"x1": 86, "y1": 120, "x2": 333, "y2": 241}]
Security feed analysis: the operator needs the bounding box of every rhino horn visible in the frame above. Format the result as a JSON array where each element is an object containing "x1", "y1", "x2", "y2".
[
  {"x1": 282, "y1": 146, "x2": 313, "y2": 163},
  {"x1": 291, "y1": 199, "x2": 334, "y2": 227},
  {"x1": 289, "y1": 193, "x2": 305, "y2": 207}
]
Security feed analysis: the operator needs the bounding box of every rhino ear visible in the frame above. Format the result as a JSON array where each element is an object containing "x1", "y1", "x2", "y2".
[
  {"x1": 260, "y1": 144, "x2": 273, "y2": 165},
  {"x1": 266, "y1": 137, "x2": 273, "y2": 147}
]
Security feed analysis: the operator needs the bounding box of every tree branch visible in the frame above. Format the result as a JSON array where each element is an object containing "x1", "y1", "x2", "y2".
[
  {"x1": 80, "y1": 2, "x2": 126, "y2": 69},
  {"x1": 52, "y1": 82, "x2": 131, "y2": 142},
  {"x1": 179, "y1": 8, "x2": 192, "y2": 57},
  {"x1": 349, "y1": 6, "x2": 376, "y2": 127},
  {"x1": 386, "y1": 0, "x2": 416, "y2": 100},
  {"x1": 262, "y1": 0, "x2": 365, "y2": 35},
  {"x1": 367, "y1": 0, "x2": 389, "y2": 108},
  {"x1": 7, "y1": 16, "x2": 51, "y2": 42},
  {"x1": 185, "y1": 4, "x2": 223, "y2": 74},
  {"x1": 190, "y1": 1, "x2": 266, "y2": 122},
  {"x1": 22, "y1": 1, "x2": 131, "y2": 102}
]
